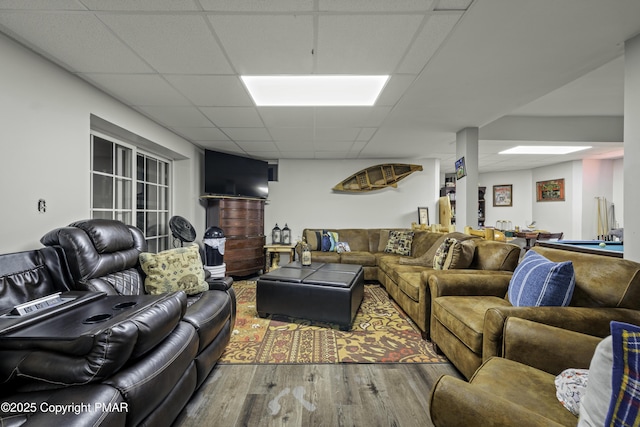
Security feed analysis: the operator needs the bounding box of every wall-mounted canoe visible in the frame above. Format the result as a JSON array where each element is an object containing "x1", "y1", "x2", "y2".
[{"x1": 333, "y1": 164, "x2": 423, "y2": 192}]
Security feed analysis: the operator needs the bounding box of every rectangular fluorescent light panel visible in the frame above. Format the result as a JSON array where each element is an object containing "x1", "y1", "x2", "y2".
[
  {"x1": 499, "y1": 146, "x2": 592, "y2": 155},
  {"x1": 241, "y1": 75, "x2": 389, "y2": 106}
]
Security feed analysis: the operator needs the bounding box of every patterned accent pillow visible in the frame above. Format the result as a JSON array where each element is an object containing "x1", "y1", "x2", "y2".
[
  {"x1": 433, "y1": 238, "x2": 476, "y2": 270},
  {"x1": 555, "y1": 368, "x2": 589, "y2": 416},
  {"x1": 384, "y1": 230, "x2": 414, "y2": 256},
  {"x1": 507, "y1": 250, "x2": 575, "y2": 307},
  {"x1": 605, "y1": 321, "x2": 640, "y2": 425},
  {"x1": 321, "y1": 230, "x2": 340, "y2": 252},
  {"x1": 336, "y1": 242, "x2": 351, "y2": 253},
  {"x1": 139, "y1": 244, "x2": 208, "y2": 295},
  {"x1": 433, "y1": 237, "x2": 456, "y2": 270}
]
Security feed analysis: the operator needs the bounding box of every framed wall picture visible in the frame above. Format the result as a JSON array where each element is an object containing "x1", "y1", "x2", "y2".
[
  {"x1": 455, "y1": 157, "x2": 466, "y2": 180},
  {"x1": 536, "y1": 179, "x2": 565, "y2": 202},
  {"x1": 417, "y1": 207, "x2": 429, "y2": 225},
  {"x1": 493, "y1": 184, "x2": 512, "y2": 207}
]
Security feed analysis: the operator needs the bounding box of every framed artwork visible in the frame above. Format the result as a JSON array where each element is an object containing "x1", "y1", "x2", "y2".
[
  {"x1": 455, "y1": 157, "x2": 466, "y2": 180},
  {"x1": 536, "y1": 179, "x2": 565, "y2": 202},
  {"x1": 417, "y1": 207, "x2": 429, "y2": 225},
  {"x1": 493, "y1": 184, "x2": 512, "y2": 207}
]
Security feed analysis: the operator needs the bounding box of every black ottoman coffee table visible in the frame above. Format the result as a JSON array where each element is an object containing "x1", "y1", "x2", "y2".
[{"x1": 256, "y1": 262, "x2": 364, "y2": 329}]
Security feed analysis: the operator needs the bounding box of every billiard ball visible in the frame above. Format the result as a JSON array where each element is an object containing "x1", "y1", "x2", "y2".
[{"x1": 599, "y1": 242, "x2": 606, "y2": 248}]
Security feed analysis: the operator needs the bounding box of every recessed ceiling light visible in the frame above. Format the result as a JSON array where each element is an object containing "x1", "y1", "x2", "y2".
[
  {"x1": 240, "y1": 75, "x2": 389, "y2": 106},
  {"x1": 499, "y1": 146, "x2": 592, "y2": 155}
]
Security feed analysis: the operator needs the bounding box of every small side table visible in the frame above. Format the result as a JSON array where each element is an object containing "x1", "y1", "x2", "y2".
[{"x1": 264, "y1": 244, "x2": 296, "y2": 272}]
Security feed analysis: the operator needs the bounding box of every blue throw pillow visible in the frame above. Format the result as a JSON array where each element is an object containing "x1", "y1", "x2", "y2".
[
  {"x1": 508, "y1": 250, "x2": 575, "y2": 307},
  {"x1": 321, "y1": 230, "x2": 332, "y2": 252}
]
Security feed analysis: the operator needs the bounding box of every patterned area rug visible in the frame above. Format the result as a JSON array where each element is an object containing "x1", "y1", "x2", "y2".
[{"x1": 219, "y1": 281, "x2": 446, "y2": 364}]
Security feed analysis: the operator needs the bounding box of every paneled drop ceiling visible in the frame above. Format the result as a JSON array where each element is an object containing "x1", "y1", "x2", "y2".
[{"x1": 0, "y1": 0, "x2": 638, "y2": 172}]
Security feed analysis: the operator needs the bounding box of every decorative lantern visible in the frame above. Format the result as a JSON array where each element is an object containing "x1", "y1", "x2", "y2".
[
  {"x1": 282, "y1": 224, "x2": 291, "y2": 245},
  {"x1": 271, "y1": 223, "x2": 281, "y2": 244}
]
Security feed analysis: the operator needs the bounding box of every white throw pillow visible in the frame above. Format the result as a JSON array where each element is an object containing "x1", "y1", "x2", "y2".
[{"x1": 577, "y1": 336, "x2": 613, "y2": 426}]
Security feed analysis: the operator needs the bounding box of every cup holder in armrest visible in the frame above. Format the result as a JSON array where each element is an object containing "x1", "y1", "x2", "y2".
[
  {"x1": 83, "y1": 313, "x2": 113, "y2": 324},
  {"x1": 112, "y1": 301, "x2": 138, "y2": 310}
]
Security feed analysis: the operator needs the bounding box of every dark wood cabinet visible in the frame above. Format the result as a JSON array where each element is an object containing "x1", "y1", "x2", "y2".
[
  {"x1": 203, "y1": 197, "x2": 265, "y2": 277},
  {"x1": 439, "y1": 177, "x2": 486, "y2": 227}
]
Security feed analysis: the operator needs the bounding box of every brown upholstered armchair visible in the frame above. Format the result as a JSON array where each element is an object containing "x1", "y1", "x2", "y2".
[
  {"x1": 429, "y1": 245, "x2": 640, "y2": 379},
  {"x1": 429, "y1": 317, "x2": 602, "y2": 427}
]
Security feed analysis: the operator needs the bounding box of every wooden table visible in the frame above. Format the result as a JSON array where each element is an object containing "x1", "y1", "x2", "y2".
[
  {"x1": 264, "y1": 244, "x2": 296, "y2": 272},
  {"x1": 514, "y1": 232, "x2": 539, "y2": 250}
]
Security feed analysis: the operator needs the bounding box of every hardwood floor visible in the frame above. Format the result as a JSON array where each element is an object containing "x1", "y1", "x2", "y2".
[{"x1": 174, "y1": 362, "x2": 462, "y2": 427}]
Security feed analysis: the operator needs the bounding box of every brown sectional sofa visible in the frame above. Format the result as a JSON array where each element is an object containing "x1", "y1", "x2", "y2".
[
  {"x1": 300, "y1": 228, "x2": 521, "y2": 337},
  {"x1": 429, "y1": 245, "x2": 640, "y2": 379}
]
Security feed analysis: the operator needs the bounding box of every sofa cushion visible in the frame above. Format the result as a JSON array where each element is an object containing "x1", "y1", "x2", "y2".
[
  {"x1": 340, "y1": 251, "x2": 376, "y2": 267},
  {"x1": 471, "y1": 358, "x2": 579, "y2": 426},
  {"x1": 140, "y1": 244, "x2": 208, "y2": 296},
  {"x1": 377, "y1": 229, "x2": 392, "y2": 252},
  {"x1": 310, "y1": 251, "x2": 340, "y2": 263},
  {"x1": 304, "y1": 230, "x2": 322, "y2": 251},
  {"x1": 384, "y1": 230, "x2": 414, "y2": 256},
  {"x1": 433, "y1": 296, "x2": 511, "y2": 354},
  {"x1": 397, "y1": 272, "x2": 422, "y2": 302},
  {"x1": 507, "y1": 250, "x2": 575, "y2": 307},
  {"x1": 399, "y1": 232, "x2": 471, "y2": 267}
]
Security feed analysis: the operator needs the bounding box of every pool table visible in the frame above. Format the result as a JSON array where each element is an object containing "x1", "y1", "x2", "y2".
[{"x1": 537, "y1": 240, "x2": 623, "y2": 258}]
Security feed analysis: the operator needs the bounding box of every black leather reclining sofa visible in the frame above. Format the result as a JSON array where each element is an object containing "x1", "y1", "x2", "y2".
[{"x1": 0, "y1": 219, "x2": 235, "y2": 426}]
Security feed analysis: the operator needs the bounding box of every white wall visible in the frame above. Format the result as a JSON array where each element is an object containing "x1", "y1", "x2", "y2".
[
  {"x1": 0, "y1": 33, "x2": 204, "y2": 253},
  {"x1": 479, "y1": 170, "x2": 532, "y2": 230},
  {"x1": 265, "y1": 158, "x2": 440, "y2": 243}
]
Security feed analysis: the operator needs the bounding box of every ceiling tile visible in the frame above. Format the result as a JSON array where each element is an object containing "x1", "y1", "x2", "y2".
[
  {"x1": 0, "y1": 13, "x2": 152, "y2": 72},
  {"x1": 221, "y1": 127, "x2": 272, "y2": 141},
  {"x1": 198, "y1": 0, "x2": 314, "y2": 12},
  {"x1": 165, "y1": 75, "x2": 253, "y2": 107},
  {"x1": 197, "y1": 140, "x2": 244, "y2": 153},
  {"x1": 269, "y1": 128, "x2": 314, "y2": 141},
  {"x1": 314, "y1": 128, "x2": 360, "y2": 141},
  {"x1": 314, "y1": 107, "x2": 391, "y2": 127},
  {"x1": 0, "y1": 1, "x2": 85, "y2": 10},
  {"x1": 274, "y1": 140, "x2": 314, "y2": 151},
  {"x1": 258, "y1": 108, "x2": 315, "y2": 128},
  {"x1": 80, "y1": 0, "x2": 199, "y2": 10},
  {"x1": 138, "y1": 106, "x2": 213, "y2": 127},
  {"x1": 316, "y1": 14, "x2": 424, "y2": 74},
  {"x1": 376, "y1": 75, "x2": 417, "y2": 106},
  {"x1": 356, "y1": 128, "x2": 377, "y2": 141},
  {"x1": 319, "y1": 0, "x2": 435, "y2": 12},
  {"x1": 397, "y1": 13, "x2": 462, "y2": 74},
  {"x1": 435, "y1": 0, "x2": 473, "y2": 11},
  {"x1": 82, "y1": 74, "x2": 190, "y2": 106},
  {"x1": 236, "y1": 141, "x2": 278, "y2": 152},
  {"x1": 99, "y1": 14, "x2": 233, "y2": 74},
  {"x1": 200, "y1": 107, "x2": 264, "y2": 127},
  {"x1": 171, "y1": 127, "x2": 229, "y2": 141},
  {"x1": 313, "y1": 140, "x2": 355, "y2": 151},
  {"x1": 209, "y1": 14, "x2": 314, "y2": 74}
]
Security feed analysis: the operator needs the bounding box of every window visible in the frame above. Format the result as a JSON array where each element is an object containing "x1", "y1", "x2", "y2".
[{"x1": 91, "y1": 134, "x2": 171, "y2": 252}]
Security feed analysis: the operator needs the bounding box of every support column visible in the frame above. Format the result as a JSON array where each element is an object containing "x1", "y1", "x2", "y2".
[
  {"x1": 624, "y1": 34, "x2": 640, "y2": 261},
  {"x1": 455, "y1": 127, "x2": 479, "y2": 231}
]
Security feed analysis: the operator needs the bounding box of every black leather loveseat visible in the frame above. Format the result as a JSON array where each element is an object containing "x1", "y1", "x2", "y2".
[{"x1": 0, "y1": 219, "x2": 235, "y2": 426}]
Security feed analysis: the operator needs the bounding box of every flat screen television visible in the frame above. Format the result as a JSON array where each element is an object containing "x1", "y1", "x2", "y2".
[{"x1": 204, "y1": 150, "x2": 269, "y2": 199}]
